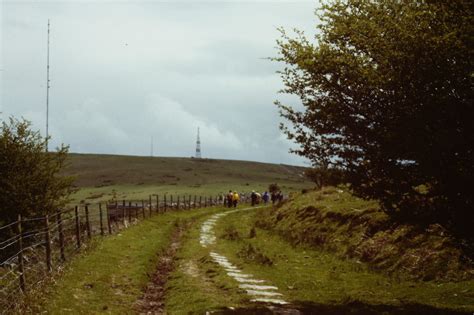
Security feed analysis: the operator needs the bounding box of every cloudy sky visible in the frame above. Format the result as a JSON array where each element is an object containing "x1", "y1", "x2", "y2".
[{"x1": 1, "y1": 0, "x2": 318, "y2": 166}]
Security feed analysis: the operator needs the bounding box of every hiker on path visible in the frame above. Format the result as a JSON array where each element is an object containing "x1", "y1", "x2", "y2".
[
  {"x1": 232, "y1": 191, "x2": 240, "y2": 208},
  {"x1": 262, "y1": 191, "x2": 269, "y2": 204},
  {"x1": 227, "y1": 190, "x2": 233, "y2": 208},
  {"x1": 277, "y1": 191, "x2": 284, "y2": 203},
  {"x1": 271, "y1": 192, "x2": 277, "y2": 204},
  {"x1": 251, "y1": 190, "x2": 258, "y2": 206}
]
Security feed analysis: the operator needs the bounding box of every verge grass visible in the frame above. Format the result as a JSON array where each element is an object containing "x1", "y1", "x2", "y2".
[
  {"x1": 213, "y1": 208, "x2": 474, "y2": 313},
  {"x1": 36, "y1": 207, "x2": 222, "y2": 314}
]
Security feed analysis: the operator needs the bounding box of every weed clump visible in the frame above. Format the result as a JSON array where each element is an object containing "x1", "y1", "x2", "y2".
[
  {"x1": 249, "y1": 227, "x2": 256, "y2": 239},
  {"x1": 237, "y1": 244, "x2": 273, "y2": 266},
  {"x1": 220, "y1": 225, "x2": 241, "y2": 241}
]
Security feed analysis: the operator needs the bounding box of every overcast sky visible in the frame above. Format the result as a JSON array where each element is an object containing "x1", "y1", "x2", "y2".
[{"x1": 1, "y1": 0, "x2": 318, "y2": 166}]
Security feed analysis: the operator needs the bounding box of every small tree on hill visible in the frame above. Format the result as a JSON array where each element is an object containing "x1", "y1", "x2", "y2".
[
  {"x1": 268, "y1": 183, "x2": 280, "y2": 194},
  {"x1": 275, "y1": 1, "x2": 473, "y2": 237},
  {"x1": 305, "y1": 166, "x2": 346, "y2": 189},
  {"x1": 0, "y1": 117, "x2": 74, "y2": 225}
]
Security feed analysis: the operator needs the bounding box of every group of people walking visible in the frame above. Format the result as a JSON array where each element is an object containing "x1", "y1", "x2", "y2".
[
  {"x1": 250, "y1": 190, "x2": 283, "y2": 206},
  {"x1": 224, "y1": 190, "x2": 240, "y2": 208},
  {"x1": 221, "y1": 190, "x2": 284, "y2": 208}
]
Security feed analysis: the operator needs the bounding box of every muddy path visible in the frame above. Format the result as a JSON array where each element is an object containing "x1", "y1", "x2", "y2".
[{"x1": 135, "y1": 219, "x2": 190, "y2": 314}]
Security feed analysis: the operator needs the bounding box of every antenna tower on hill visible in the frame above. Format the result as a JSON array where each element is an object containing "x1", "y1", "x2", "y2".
[{"x1": 195, "y1": 127, "x2": 202, "y2": 159}]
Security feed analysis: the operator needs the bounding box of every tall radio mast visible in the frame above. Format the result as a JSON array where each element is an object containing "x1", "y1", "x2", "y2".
[
  {"x1": 195, "y1": 127, "x2": 201, "y2": 159},
  {"x1": 45, "y1": 19, "x2": 51, "y2": 151}
]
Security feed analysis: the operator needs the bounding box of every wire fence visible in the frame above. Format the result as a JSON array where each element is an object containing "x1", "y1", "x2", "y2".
[{"x1": 0, "y1": 193, "x2": 236, "y2": 314}]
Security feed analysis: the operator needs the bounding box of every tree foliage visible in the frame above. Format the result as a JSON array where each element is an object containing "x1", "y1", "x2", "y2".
[
  {"x1": 268, "y1": 183, "x2": 280, "y2": 194},
  {"x1": 304, "y1": 166, "x2": 346, "y2": 189},
  {"x1": 0, "y1": 118, "x2": 74, "y2": 225},
  {"x1": 275, "y1": 1, "x2": 473, "y2": 236}
]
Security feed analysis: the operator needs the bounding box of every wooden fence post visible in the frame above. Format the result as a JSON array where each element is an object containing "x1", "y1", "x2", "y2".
[
  {"x1": 156, "y1": 195, "x2": 159, "y2": 213},
  {"x1": 199, "y1": 196, "x2": 202, "y2": 208},
  {"x1": 177, "y1": 195, "x2": 180, "y2": 210},
  {"x1": 142, "y1": 200, "x2": 145, "y2": 218},
  {"x1": 122, "y1": 200, "x2": 126, "y2": 226},
  {"x1": 107, "y1": 204, "x2": 112, "y2": 235},
  {"x1": 99, "y1": 203, "x2": 104, "y2": 236},
  {"x1": 75, "y1": 206, "x2": 81, "y2": 249},
  {"x1": 194, "y1": 196, "x2": 197, "y2": 209},
  {"x1": 188, "y1": 195, "x2": 191, "y2": 210},
  {"x1": 85, "y1": 206, "x2": 91, "y2": 239},
  {"x1": 17, "y1": 214, "x2": 26, "y2": 292},
  {"x1": 57, "y1": 211, "x2": 65, "y2": 261},
  {"x1": 171, "y1": 195, "x2": 173, "y2": 210},
  {"x1": 128, "y1": 202, "x2": 132, "y2": 223},
  {"x1": 164, "y1": 194, "x2": 167, "y2": 212},
  {"x1": 44, "y1": 215, "x2": 52, "y2": 272},
  {"x1": 149, "y1": 196, "x2": 152, "y2": 216}
]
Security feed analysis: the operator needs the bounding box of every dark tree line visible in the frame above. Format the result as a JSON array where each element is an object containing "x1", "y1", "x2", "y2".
[{"x1": 275, "y1": 1, "x2": 473, "y2": 238}]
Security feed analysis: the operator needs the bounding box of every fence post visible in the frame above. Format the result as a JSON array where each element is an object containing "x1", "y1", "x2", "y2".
[
  {"x1": 75, "y1": 206, "x2": 81, "y2": 249},
  {"x1": 188, "y1": 195, "x2": 191, "y2": 210},
  {"x1": 128, "y1": 201, "x2": 132, "y2": 223},
  {"x1": 142, "y1": 200, "x2": 145, "y2": 218},
  {"x1": 194, "y1": 196, "x2": 197, "y2": 209},
  {"x1": 107, "y1": 204, "x2": 112, "y2": 235},
  {"x1": 156, "y1": 195, "x2": 159, "y2": 213},
  {"x1": 149, "y1": 196, "x2": 152, "y2": 216},
  {"x1": 85, "y1": 205, "x2": 91, "y2": 239},
  {"x1": 44, "y1": 215, "x2": 52, "y2": 272},
  {"x1": 171, "y1": 195, "x2": 173, "y2": 210},
  {"x1": 122, "y1": 200, "x2": 126, "y2": 226},
  {"x1": 57, "y1": 211, "x2": 65, "y2": 261},
  {"x1": 199, "y1": 196, "x2": 202, "y2": 208},
  {"x1": 17, "y1": 214, "x2": 26, "y2": 292},
  {"x1": 164, "y1": 194, "x2": 167, "y2": 212},
  {"x1": 99, "y1": 203, "x2": 104, "y2": 236},
  {"x1": 177, "y1": 195, "x2": 180, "y2": 210}
]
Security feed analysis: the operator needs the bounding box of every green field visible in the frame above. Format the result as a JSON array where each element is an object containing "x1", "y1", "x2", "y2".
[{"x1": 62, "y1": 154, "x2": 311, "y2": 204}]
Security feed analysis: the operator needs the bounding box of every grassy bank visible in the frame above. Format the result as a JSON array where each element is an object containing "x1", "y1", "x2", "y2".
[
  {"x1": 256, "y1": 188, "x2": 473, "y2": 282},
  {"x1": 214, "y1": 208, "x2": 474, "y2": 313},
  {"x1": 33, "y1": 207, "x2": 222, "y2": 314}
]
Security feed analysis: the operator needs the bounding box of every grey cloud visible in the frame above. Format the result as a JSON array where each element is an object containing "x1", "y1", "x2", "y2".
[{"x1": 1, "y1": 0, "x2": 317, "y2": 166}]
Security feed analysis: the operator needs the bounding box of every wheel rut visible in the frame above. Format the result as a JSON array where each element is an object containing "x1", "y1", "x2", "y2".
[{"x1": 134, "y1": 220, "x2": 189, "y2": 314}]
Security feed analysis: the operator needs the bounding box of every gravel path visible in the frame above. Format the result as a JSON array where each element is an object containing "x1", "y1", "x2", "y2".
[{"x1": 199, "y1": 207, "x2": 289, "y2": 305}]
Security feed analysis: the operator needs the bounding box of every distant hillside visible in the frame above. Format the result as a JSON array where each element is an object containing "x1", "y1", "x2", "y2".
[{"x1": 61, "y1": 154, "x2": 312, "y2": 202}]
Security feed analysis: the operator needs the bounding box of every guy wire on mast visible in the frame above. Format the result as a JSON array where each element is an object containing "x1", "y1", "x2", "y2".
[{"x1": 45, "y1": 19, "x2": 51, "y2": 152}]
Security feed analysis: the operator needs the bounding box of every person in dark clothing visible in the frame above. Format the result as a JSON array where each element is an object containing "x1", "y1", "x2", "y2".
[
  {"x1": 278, "y1": 191, "x2": 284, "y2": 203},
  {"x1": 251, "y1": 190, "x2": 257, "y2": 206},
  {"x1": 271, "y1": 192, "x2": 277, "y2": 204},
  {"x1": 227, "y1": 190, "x2": 233, "y2": 208}
]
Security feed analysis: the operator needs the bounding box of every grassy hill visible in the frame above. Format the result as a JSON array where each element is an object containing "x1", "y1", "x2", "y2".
[{"x1": 62, "y1": 153, "x2": 311, "y2": 203}]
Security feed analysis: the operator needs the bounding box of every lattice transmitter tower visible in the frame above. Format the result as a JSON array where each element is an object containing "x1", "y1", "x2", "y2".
[{"x1": 195, "y1": 127, "x2": 202, "y2": 159}]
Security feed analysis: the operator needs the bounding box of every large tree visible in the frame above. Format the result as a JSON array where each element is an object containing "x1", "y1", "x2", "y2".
[
  {"x1": 0, "y1": 118, "x2": 74, "y2": 225},
  {"x1": 275, "y1": 1, "x2": 473, "y2": 236}
]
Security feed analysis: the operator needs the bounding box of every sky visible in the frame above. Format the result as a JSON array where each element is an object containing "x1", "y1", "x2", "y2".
[{"x1": 1, "y1": 0, "x2": 319, "y2": 166}]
